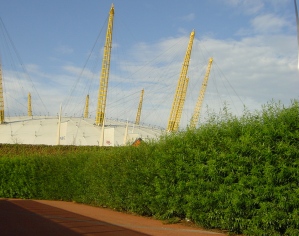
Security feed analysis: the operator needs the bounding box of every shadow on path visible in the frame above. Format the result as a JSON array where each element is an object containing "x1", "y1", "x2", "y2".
[{"x1": 0, "y1": 199, "x2": 149, "y2": 236}]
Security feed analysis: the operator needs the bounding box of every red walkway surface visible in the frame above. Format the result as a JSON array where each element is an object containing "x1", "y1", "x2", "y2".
[{"x1": 0, "y1": 199, "x2": 226, "y2": 236}]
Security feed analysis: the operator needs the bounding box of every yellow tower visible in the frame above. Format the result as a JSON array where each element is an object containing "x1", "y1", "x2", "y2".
[
  {"x1": 190, "y1": 58, "x2": 213, "y2": 128},
  {"x1": 28, "y1": 92, "x2": 32, "y2": 117},
  {"x1": 167, "y1": 30, "x2": 195, "y2": 132},
  {"x1": 84, "y1": 94, "x2": 89, "y2": 118},
  {"x1": 175, "y1": 77, "x2": 189, "y2": 129},
  {"x1": 0, "y1": 59, "x2": 4, "y2": 124},
  {"x1": 135, "y1": 89, "x2": 144, "y2": 125},
  {"x1": 95, "y1": 4, "x2": 114, "y2": 125}
]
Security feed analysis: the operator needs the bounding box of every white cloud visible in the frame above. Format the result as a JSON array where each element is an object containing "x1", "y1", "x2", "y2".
[
  {"x1": 109, "y1": 32, "x2": 297, "y2": 127},
  {"x1": 250, "y1": 14, "x2": 289, "y2": 34},
  {"x1": 55, "y1": 45, "x2": 74, "y2": 55},
  {"x1": 180, "y1": 13, "x2": 195, "y2": 22},
  {"x1": 225, "y1": 0, "x2": 264, "y2": 15}
]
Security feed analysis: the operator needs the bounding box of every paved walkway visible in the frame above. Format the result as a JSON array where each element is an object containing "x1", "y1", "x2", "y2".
[{"x1": 0, "y1": 199, "x2": 226, "y2": 236}]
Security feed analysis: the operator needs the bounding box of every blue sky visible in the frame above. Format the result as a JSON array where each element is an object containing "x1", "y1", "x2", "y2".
[{"x1": 0, "y1": 0, "x2": 298, "y2": 128}]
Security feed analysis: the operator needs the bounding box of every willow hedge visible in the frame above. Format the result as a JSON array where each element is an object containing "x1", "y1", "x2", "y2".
[{"x1": 1, "y1": 100, "x2": 299, "y2": 235}]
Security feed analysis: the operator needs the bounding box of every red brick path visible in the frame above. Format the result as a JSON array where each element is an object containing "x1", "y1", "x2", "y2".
[{"x1": 0, "y1": 199, "x2": 226, "y2": 236}]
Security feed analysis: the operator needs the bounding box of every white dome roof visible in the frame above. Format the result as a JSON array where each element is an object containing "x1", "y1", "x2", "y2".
[{"x1": 0, "y1": 116, "x2": 164, "y2": 146}]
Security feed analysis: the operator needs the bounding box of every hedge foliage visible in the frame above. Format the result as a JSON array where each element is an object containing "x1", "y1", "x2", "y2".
[{"x1": 1, "y1": 100, "x2": 299, "y2": 235}]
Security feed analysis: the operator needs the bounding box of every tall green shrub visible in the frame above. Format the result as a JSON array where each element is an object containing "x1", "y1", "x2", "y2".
[{"x1": 1, "y1": 100, "x2": 299, "y2": 235}]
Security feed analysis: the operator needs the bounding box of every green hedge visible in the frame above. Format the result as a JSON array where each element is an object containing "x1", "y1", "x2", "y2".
[{"x1": 1, "y1": 100, "x2": 299, "y2": 235}]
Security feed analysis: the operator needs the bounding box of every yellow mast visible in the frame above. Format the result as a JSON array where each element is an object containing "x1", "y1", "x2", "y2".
[
  {"x1": 175, "y1": 77, "x2": 189, "y2": 130},
  {"x1": 167, "y1": 30, "x2": 195, "y2": 132},
  {"x1": 84, "y1": 94, "x2": 89, "y2": 118},
  {"x1": 135, "y1": 89, "x2": 144, "y2": 125},
  {"x1": 95, "y1": 4, "x2": 114, "y2": 125},
  {"x1": 28, "y1": 92, "x2": 32, "y2": 117},
  {"x1": 190, "y1": 58, "x2": 213, "y2": 128},
  {"x1": 0, "y1": 58, "x2": 4, "y2": 124}
]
